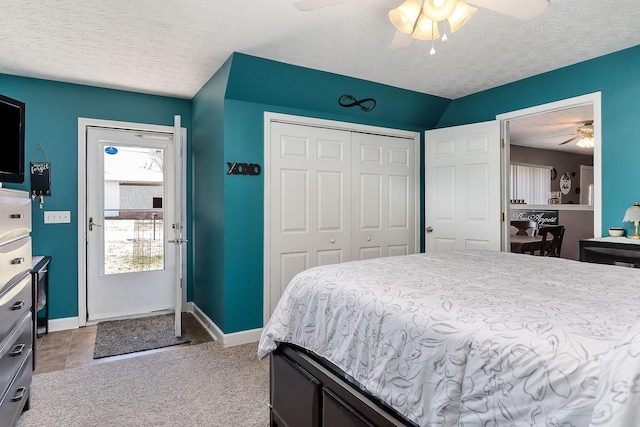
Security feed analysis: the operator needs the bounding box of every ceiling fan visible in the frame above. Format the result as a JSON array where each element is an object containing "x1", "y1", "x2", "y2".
[
  {"x1": 294, "y1": 0, "x2": 550, "y2": 50},
  {"x1": 558, "y1": 121, "x2": 594, "y2": 147}
]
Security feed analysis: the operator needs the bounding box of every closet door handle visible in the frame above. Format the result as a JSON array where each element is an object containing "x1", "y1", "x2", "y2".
[
  {"x1": 11, "y1": 387, "x2": 26, "y2": 402},
  {"x1": 11, "y1": 301, "x2": 25, "y2": 310},
  {"x1": 10, "y1": 344, "x2": 25, "y2": 357}
]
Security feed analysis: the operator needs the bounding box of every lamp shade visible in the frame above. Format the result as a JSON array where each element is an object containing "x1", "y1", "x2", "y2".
[
  {"x1": 389, "y1": 0, "x2": 422, "y2": 34},
  {"x1": 576, "y1": 135, "x2": 594, "y2": 148},
  {"x1": 447, "y1": 1, "x2": 477, "y2": 32},
  {"x1": 623, "y1": 202, "x2": 640, "y2": 222},
  {"x1": 412, "y1": 13, "x2": 442, "y2": 40},
  {"x1": 422, "y1": 0, "x2": 458, "y2": 22}
]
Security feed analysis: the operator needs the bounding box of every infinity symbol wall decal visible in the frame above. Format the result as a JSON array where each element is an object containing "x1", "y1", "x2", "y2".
[{"x1": 338, "y1": 94, "x2": 377, "y2": 112}]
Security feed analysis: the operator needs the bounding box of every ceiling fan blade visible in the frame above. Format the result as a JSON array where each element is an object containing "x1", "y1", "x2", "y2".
[
  {"x1": 467, "y1": 0, "x2": 549, "y2": 20},
  {"x1": 294, "y1": 0, "x2": 353, "y2": 11},
  {"x1": 390, "y1": 31, "x2": 414, "y2": 50},
  {"x1": 558, "y1": 135, "x2": 578, "y2": 145}
]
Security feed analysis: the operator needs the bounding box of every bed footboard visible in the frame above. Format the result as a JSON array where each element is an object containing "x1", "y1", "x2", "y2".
[{"x1": 269, "y1": 344, "x2": 415, "y2": 427}]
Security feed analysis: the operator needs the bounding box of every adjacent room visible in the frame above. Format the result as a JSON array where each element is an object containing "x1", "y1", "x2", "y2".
[{"x1": 1, "y1": 1, "x2": 640, "y2": 426}]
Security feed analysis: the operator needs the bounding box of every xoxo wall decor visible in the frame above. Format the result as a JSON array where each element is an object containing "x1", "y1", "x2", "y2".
[{"x1": 227, "y1": 162, "x2": 262, "y2": 176}]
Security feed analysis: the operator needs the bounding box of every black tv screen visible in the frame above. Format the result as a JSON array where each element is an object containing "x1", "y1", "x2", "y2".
[{"x1": 0, "y1": 94, "x2": 25, "y2": 184}]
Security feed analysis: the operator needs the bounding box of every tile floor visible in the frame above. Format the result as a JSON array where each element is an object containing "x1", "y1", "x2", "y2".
[{"x1": 33, "y1": 312, "x2": 214, "y2": 374}]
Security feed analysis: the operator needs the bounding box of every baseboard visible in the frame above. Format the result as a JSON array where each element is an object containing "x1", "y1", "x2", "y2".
[
  {"x1": 187, "y1": 302, "x2": 262, "y2": 347},
  {"x1": 47, "y1": 316, "x2": 80, "y2": 332}
]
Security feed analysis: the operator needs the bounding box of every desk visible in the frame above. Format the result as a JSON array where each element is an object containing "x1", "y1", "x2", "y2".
[
  {"x1": 510, "y1": 235, "x2": 543, "y2": 254},
  {"x1": 31, "y1": 256, "x2": 50, "y2": 372},
  {"x1": 580, "y1": 238, "x2": 640, "y2": 268}
]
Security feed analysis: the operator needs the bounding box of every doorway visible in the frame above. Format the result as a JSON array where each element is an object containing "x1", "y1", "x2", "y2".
[
  {"x1": 78, "y1": 118, "x2": 187, "y2": 326},
  {"x1": 498, "y1": 92, "x2": 602, "y2": 254}
]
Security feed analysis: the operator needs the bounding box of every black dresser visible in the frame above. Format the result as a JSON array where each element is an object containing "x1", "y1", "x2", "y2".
[{"x1": 579, "y1": 237, "x2": 640, "y2": 268}]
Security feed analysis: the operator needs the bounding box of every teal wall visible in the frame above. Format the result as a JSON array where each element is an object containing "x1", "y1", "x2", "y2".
[
  {"x1": 5, "y1": 44, "x2": 638, "y2": 332},
  {"x1": 192, "y1": 53, "x2": 450, "y2": 333},
  {"x1": 437, "y1": 45, "x2": 640, "y2": 236},
  {"x1": 191, "y1": 57, "x2": 231, "y2": 331},
  {"x1": 0, "y1": 74, "x2": 192, "y2": 321}
]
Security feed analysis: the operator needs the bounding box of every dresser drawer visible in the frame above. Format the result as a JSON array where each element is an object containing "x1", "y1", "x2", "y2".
[
  {"x1": 0, "y1": 313, "x2": 32, "y2": 399},
  {"x1": 0, "y1": 351, "x2": 32, "y2": 427},
  {"x1": 0, "y1": 275, "x2": 31, "y2": 342},
  {"x1": 0, "y1": 195, "x2": 31, "y2": 245},
  {"x1": 0, "y1": 237, "x2": 31, "y2": 291}
]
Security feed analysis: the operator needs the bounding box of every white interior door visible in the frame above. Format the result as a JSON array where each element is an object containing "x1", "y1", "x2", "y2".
[
  {"x1": 352, "y1": 133, "x2": 416, "y2": 260},
  {"x1": 425, "y1": 121, "x2": 501, "y2": 253},
  {"x1": 268, "y1": 122, "x2": 352, "y2": 316},
  {"x1": 86, "y1": 126, "x2": 177, "y2": 321}
]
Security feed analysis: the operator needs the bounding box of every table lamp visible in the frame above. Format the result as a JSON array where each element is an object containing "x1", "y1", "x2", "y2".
[{"x1": 623, "y1": 201, "x2": 640, "y2": 239}]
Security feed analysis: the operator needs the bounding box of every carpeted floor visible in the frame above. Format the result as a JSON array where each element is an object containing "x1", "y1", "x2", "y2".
[
  {"x1": 18, "y1": 341, "x2": 269, "y2": 427},
  {"x1": 93, "y1": 314, "x2": 190, "y2": 359}
]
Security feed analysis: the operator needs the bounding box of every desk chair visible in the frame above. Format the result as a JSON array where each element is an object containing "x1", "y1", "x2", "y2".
[
  {"x1": 510, "y1": 220, "x2": 538, "y2": 236},
  {"x1": 537, "y1": 225, "x2": 565, "y2": 257}
]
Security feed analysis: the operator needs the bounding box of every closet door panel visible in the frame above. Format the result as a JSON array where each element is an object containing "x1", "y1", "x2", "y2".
[
  {"x1": 269, "y1": 122, "x2": 351, "y2": 317},
  {"x1": 352, "y1": 133, "x2": 416, "y2": 260}
]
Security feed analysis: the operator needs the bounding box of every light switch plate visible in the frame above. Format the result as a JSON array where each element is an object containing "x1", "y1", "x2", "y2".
[{"x1": 44, "y1": 211, "x2": 71, "y2": 224}]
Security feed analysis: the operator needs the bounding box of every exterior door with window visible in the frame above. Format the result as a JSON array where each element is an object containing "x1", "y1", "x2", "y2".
[{"x1": 86, "y1": 127, "x2": 176, "y2": 321}]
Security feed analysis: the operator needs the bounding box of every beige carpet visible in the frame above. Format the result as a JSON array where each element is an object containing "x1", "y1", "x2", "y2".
[{"x1": 18, "y1": 341, "x2": 269, "y2": 427}]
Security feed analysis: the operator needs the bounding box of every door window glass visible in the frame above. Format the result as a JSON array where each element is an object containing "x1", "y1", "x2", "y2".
[{"x1": 103, "y1": 145, "x2": 165, "y2": 274}]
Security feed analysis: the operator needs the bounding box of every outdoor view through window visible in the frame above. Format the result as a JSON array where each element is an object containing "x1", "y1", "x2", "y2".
[{"x1": 103, "y1": 145, "x2": 165, "y2": 274}]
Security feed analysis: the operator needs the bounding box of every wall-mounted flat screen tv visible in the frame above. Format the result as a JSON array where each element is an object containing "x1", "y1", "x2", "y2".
[{"x1": 0, "y1": 94, "x2": 25, "y2": 184}]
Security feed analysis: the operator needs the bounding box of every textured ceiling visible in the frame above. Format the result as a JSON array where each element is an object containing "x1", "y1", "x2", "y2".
[
  {"x1": 510, "y1": 104, "x2": 594, "y2": 154},
  {"x1": 1, "y1": 0, "x2": 639, "y2": 101}
]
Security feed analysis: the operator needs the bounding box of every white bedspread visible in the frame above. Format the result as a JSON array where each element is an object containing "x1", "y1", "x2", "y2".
[{"x1": 258, "y1": 251, "x2": 640, "y2": 427}]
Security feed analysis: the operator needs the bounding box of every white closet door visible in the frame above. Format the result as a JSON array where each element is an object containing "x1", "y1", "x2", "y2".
[
  {"x1": 351, "y1": 133, "x2": 416, "y2": 260},
  {"x1": 268, "y1": 122, "x2": 352, "y2": 315}
]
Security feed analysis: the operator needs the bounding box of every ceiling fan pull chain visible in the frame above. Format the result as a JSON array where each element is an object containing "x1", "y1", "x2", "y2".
[
  {"x1": 430, "y1": 22, "x2": 436, "y2": 55},
  {"x1": 442, "y1": 20, "x2": 448, "y2": 42}
]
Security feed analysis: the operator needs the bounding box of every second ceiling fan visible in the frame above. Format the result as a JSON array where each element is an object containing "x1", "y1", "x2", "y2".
[{"x1": 559, "y1": 121, "x2": 595, "y2": 148}]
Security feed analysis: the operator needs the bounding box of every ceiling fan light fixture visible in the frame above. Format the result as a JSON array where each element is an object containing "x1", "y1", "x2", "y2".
[
  {"x1": 576, "y1": 133, "x2": 594, "y2": 148},
  {"x1": 422, "y1": 0, "x2": 459, "y2": 22},
  {"x1": 447, "y1": 1, "x2": 477, "y2": 32},
  {"x1": 412, "y1": 14, "x2": 441, "y2": 40},
  {"x1": 389, "y1": 0, "x2": 423, "y2": 34}
]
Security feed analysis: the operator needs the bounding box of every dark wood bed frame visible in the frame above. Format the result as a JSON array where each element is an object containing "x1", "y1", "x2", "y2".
[{"x1": 270, "y1": 344, "x2": 418, "y2": 427}]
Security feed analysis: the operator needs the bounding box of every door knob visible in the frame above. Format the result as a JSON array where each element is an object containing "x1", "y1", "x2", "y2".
[
  {"x1": 89, "y1": 217, "x2": 102, "y2": 231},
  {"x1": 330, "y1": 238, "x2": 335, "y2": 244},
  {"x1": 426, "y1": 226, "x2": 434, "y2": 233},
  {"x1": 366, "y1": 236, "x2": 371, "y2": 241}
]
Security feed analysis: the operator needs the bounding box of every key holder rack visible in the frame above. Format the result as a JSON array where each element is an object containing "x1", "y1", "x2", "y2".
[{"x1": 30, "y1": 144, "x2": 51, "y2": 209}]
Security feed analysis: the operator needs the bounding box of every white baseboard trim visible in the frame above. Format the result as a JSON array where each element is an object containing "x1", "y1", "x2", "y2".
[
  {"x1": 48, "y1": 316, "x2": 80, "y2": 332},
  {"x1": 187, "y1": 302, "x2": 262, "y2": 347}
]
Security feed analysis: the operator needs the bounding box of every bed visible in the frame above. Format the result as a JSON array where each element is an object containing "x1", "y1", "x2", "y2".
[{"x1": 258, "y1": 250, "x2": 640, "y2": 427}]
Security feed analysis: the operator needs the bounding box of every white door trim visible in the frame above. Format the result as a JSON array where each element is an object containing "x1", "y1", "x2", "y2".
[
  {"x1": 496, "y1": 92, "x2": 602, "y2": 248},
  {"x1": 77, "y1": 118, "x2": 188, "y2": 327},
  {"x1": 263, "y1": 112, "x2": 421, "y2": 325}
]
